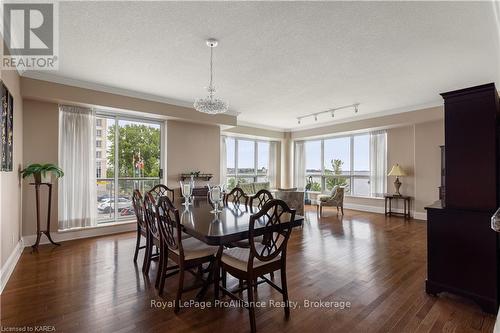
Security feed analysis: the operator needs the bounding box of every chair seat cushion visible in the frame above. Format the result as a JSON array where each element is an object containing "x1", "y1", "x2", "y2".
[
  {"x1": 317, "y1": 194, "x2": 331, "y2": 202},
  {"x1": 221, "y1": 244, "x2": 281, "y2": 271},
  {"x1": 172, "y1": 237, "x2": 218, "y2": 260},
  {"x1": 231, "y1": 235, "x2": 264, "y2": 248}
]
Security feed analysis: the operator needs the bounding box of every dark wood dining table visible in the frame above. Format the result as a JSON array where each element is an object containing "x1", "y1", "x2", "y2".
[{"x1": 173, "y1": 198, "x2": 304, "y2": 246}]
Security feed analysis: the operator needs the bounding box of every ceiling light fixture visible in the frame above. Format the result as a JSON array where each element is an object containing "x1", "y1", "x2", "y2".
[
  {"x1": 297, "y1": 118, "x2": 301, "y2": 124},
  {"x1": 194, "y1": 39, "x2": 228, "y2": 115},
  {"x1": 296, "y1": 103, "x2": 360, "y2": 125}
]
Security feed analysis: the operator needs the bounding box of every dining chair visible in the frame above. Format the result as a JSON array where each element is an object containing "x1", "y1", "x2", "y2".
[
  {"x1": 156, "y1": 196, "x2": 218, "y2": 312},
  {"x1": 223, "y1": 187, "x2": 249, "y2": 207},
  {"x1": 215, "y1": 199, "x2": 296, "y2": 333},
  {"x1": 149, "y1": 184, "x2": 175, "y2": 203},
  {"x1": 132, "y1": 190, "x2": 147, "y2": 262},
  {"x1": 249, "y1": 189, "x2": 273, "y2": 213},
  {"x1": 142, "y1": 192, "x2": 162, "y2": 277}
]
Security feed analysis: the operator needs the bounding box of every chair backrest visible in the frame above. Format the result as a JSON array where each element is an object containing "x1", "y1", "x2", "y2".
[
  {"x1": 149, "y1": 184, "x2": 174, "y2": 203},
  {"x1": 156, "y1": 196, "x2": 182, "y2": 255},
  {"x1": 143, "y1": 192, "x2": 160, "y2": 241},
  {"x1": 132, "y1": 189, "x2": 146, "y2": 231},
  {"x1": 333, "y1": 187, "x2": 345, "y2": 202},
  {"x1": 248, "y1": 199, "x2": 296, "y2": 265},
  {"x1": 223, "y1": 187, "x2": 249, "y2": 207},
  {"x1": 250, "y1": 189, "x2": 273, "y2": 212}
]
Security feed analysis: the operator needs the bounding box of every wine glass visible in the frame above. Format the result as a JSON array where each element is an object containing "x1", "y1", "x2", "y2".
[
  {"x1": 209, "y1": 185, "x2": 223, "y2": 214},
  {"x1": 180, "y1": 180, "x2": 192, "y2": 206}
]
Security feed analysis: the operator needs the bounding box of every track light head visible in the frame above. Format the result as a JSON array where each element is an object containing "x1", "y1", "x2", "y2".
[
  {"x1": 331, "y1": 111, "x2": 335, "y2": 118},
  {"x1": 297, "y1": 118, "x2": 301, "y2": 124},
  {"x1": 314, "y1": 115, "x2": 318, "y2": 121},
  {"x1": 354, "y1": 105, "x2": 359, "y2": 113}
]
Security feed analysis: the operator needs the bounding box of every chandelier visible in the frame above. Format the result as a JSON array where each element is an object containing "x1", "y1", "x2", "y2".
[{"x1": 194, "y1": 39, "x2": 228, "y2": 114}]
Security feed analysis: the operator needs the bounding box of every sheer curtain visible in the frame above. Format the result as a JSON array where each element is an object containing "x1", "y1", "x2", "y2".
[
  {"x1": 58, "y1": 105, "x2": 97, "y2": 230},
  {"x1": 370, "y1": 130, "x2": 387, "y2": 197},
  {"x1": 268, "y1": 141, "x2": 279, "y2": 188},
  {"x1": 294, "y1": 141, "x2": 306, "y2": 190},
  {"x1": 220, "y1": 136, "x2": 227, "y2": 187}
]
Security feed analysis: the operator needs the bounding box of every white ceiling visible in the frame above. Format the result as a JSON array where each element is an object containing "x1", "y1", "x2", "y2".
[{"x1": 25, "y1": 1, "x2": 500, "y2": 131}]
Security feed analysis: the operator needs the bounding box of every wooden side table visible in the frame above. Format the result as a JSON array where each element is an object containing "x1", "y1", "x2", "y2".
[
  {"x1": 384, "y1": 194, "x2": 411, "y2": 219},
  {"x1": 30, "y1": 183, "x2": 60, "y2": 251}
]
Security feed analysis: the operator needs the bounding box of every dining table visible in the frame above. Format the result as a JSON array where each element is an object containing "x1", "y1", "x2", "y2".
[
  {"x1": 172, "y1": 197, "x2": 304, "y2": 299},
  {"x1": 173, "y1": 197, "x2": 305, "y2": 246}
]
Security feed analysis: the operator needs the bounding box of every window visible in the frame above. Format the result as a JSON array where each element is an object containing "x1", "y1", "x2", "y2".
[
  {"x1": 96, "y1": 119, "x2": 102, "y2": 127},
  {"x1": 297, "y1": 132, "x2": 386, "y2": 197},
  {"x1": 96, "y1": 161, "x2": 102, "y2": 179},
  {"x1": 96, "y1": 129, "x2": 102, "y2": 137},
  {"x1": 95, "y1": 115, "x2": 163, "y2": 223},
  {"x1": 225, "y1": 137, "x2": 271, "y2": 189}
]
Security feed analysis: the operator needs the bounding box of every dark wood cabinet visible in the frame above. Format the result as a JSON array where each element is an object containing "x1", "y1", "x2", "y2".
[{"x1": 425, "y1": 83, "x2": 500, "y2": 314}]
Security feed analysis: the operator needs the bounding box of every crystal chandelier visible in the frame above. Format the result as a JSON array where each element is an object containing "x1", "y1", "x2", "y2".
[{"x1": 194, "y1": 39, "x2": 228, "y2": 114}]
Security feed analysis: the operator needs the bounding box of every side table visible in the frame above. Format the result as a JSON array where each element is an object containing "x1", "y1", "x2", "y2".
[{"x1": 384, "y1": 194, "x2": 412, "y2": 219}]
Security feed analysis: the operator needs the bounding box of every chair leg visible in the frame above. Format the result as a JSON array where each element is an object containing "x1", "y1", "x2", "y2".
[
  {"x1": 155, "y1": 246, "x2": 164, "y2": 288},
  {"x1": 175, "y1": 267, "x2": 185, "y2": 313},
  {"x1": 142, "y1": 235, "x2": 151, "y2": 274},
  {"x1": 254, "y1": 278, "x2": 258, "y2": 291},
  {"x1": 133, "y1": 229, "x2": 141, "y2": 262},
  {"x1": 159, "y1": 255, "x2": 168, "y2": 295},
  {"x1": 281, "y1": 269, "x2": 290, "y2": 319},
  {"x1": 270, "y1": 271, "x2": 274, "y2": 280},
  {"x1": 341, "y1": 205, "x2": 344, "y2": 215},
  {"x1": 247, "y1": 280, "x2": 257, "y2": 333},
  {"x1": 214, "y1": 262, "x2": 220, "y2": 299}
]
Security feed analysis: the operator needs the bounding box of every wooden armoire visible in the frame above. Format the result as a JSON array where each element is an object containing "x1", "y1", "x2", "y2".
[{"x1": 425, "y1": 83, "x2": 500, "y2": 313}]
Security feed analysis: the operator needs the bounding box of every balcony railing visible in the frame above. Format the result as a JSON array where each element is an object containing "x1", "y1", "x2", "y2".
[{"x1": 96, "y1": 177, "x2": 160, "y2": 223}]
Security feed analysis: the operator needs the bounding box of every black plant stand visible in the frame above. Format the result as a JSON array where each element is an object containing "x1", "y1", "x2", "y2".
[{"x1": 30, "y1": 183, "x2": 60, "y2": 251}]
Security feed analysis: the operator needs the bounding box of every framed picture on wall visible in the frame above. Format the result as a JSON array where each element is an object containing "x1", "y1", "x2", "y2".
[{"x1": 1, "y1": 81, "x2": 14, "y2": 172}]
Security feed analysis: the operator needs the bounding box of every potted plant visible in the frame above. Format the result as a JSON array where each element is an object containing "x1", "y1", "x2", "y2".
[{"x1": 20, "y1": 163, "x2": 64, "y2": 184}]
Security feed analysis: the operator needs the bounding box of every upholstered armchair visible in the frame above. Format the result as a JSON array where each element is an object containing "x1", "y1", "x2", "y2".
[{"x1": 316, "y1": 186, "x2": 345, "y2": 216}]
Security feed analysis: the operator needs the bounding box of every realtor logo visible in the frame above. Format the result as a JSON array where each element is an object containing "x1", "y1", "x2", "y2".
[{"x1": 1, "y1": 1, "x2": 59, "y2": 70}]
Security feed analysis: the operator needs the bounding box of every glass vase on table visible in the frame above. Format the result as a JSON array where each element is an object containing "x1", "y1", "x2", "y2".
[
  {"x1": 180, "y1": 180, "x2": 193, "y2": 207},
  {"x1": 208, "y1": 184, "x2": 223, "y2": 214}
]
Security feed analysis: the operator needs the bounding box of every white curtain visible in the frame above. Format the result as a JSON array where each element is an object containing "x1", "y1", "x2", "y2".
[
  {"x1": 294, "y1": 141, "x2": 306, "y2": 190},
  {"x1": 268, "y1": 141, "x2": 279, "y2": 188},
  {"x1": 58, "y1": 105, "x2": 97, "y2": 230},
  {"x1": 370, "y1": 130, "x2": 387, "y2": 197},
  {"x1": 220, "y1": 136, "x2": 227, "y2": 187}
]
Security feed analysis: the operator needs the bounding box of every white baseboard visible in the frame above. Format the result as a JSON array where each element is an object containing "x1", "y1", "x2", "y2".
[
  {"x1": 22, "y1": 222, "x2": 136, "y2": 247},
  {"x1": 342, "y1": 202, "x2": 427, "y2": 221},
  {"x1": 0, "y1": 239, "x2": 24, "y2": 294}
]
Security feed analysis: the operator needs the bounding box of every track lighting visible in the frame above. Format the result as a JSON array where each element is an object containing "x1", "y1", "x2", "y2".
[{"x1": 295, "y1": 103, "x2": 360, "y2": 124}]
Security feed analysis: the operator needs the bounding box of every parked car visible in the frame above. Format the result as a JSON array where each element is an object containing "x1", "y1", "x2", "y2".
[{"x1": 98, "y1": 197, "x2": 132, "y2": 213}]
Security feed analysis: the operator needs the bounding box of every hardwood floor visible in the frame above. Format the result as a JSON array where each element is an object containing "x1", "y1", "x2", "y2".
[{"x1": 1, "y1": 207, "x2": 496, "y2": 332}]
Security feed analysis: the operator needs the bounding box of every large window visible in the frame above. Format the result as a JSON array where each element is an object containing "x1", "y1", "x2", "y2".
[
  {"x1": 298, "y1": 132, "x2": 386, "y2": 197},
  {"x1": 225, "y1": 137, "x2": 270, "y2": 189},
  {"x1": 95, "y1": 114, "x2": 163, "y2": 223}
]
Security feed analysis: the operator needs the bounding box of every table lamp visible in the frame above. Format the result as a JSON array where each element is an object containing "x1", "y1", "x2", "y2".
[{"x1": 388, "y1": 164, "x2": 406, "y2": 196}]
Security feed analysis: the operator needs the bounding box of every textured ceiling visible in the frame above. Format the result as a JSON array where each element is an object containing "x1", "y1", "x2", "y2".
[{"x1": 25, "y1": 1, "x2": 500, "y2": 130}]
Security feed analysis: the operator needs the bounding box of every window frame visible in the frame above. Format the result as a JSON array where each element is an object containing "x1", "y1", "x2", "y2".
[
  {"x1": 95, "y1": 111, "x2": 165, "y2": 224},
  {"x1": 225, "y1": 136, "x2": 271, "y2": 187},
  {"x1": 297, "y1": 132, "x2": 381, "y2": 198}
]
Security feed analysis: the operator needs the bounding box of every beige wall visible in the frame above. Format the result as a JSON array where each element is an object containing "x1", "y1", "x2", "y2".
[
  {"x1": 22, "y1": 100, "x2": 59, "y2": 235},
  {"x1": 21, "y1": 77, "x2": 237, "y2": 127},
  {"x1": 166, "y1": 120, "x2": 221, "y2": 192},
  {"x1": 0, "y1": 69, "x2": 23, "y2": 268}
]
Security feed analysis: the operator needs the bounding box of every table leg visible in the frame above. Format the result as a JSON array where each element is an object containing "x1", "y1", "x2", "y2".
[
  {"x1": 32, "y1": 185, "x2": 41, "y2": 251},
  {"x1": 404, "y1": 199, "x2": 407, "y2": 220},
  {"x1": 196, "y1": 260, "x2": 215, "y2": 300},
  {"x1": 385, "y1": 198, "x2": 387, "y2": 215},
  {"x1": 389, "y1": 198, "x2": 392, "y2": 216},
  {"x1": 45, "y1": 184, "x2": 60, "y2": 246}
]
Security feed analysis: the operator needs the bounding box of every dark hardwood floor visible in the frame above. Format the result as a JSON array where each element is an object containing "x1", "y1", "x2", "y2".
[{"x1": 1, "y1": 207, "x2": 496, "y2": 332}]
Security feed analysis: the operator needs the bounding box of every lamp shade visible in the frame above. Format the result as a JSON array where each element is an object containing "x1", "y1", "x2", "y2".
[{"x1": 388, "y1": 164, "x2": 406, "y2": 177}]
